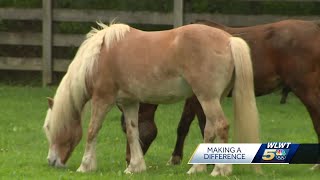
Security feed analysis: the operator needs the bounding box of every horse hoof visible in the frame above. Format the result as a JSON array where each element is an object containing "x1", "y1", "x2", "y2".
[
  {"x1": 311, "y1": 165, "x2": 320, "y2": 171},
  {"x1": 76, "y1": 163, "x2": 96, "y2": 173},
  {"x1": 76, "y1": 165, "x2": 86, "y2": 173},
  {"x1": 167, "y1": 156, "x2": 181, "y2": 165},
  {"x1": 124, "y1": 161, "x2": 146, "y2": 174},
  {"x1": 210, "y1": 164, "x2": 232, "y2": 176},
  {"x1": 124, "y1": 168, "x2": 133, "y2": 174},
  {"x1": 187, "y1": 164, "x2": 207, "y2": 174}
]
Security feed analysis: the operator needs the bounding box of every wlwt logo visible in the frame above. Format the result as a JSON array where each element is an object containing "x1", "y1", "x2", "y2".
[{"x1": 261, "y1": 142, "x2": 290, "y2": 162}]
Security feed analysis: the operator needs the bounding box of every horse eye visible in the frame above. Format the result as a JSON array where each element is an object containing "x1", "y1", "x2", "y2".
[{"x1": 46, "y1": 125, "x2": 50, "y2": 130}]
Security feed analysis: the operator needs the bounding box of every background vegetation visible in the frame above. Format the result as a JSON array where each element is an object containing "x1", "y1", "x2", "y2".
[
  {"x1": 1, "y1": 0, "x2": 320, "y2": 85},
  {"x1": 2, "y1": 0, "x2": 320, "y2": 15}
]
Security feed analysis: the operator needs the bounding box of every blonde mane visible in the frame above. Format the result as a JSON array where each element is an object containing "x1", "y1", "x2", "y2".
[{"x1": 44, "y1": 22, "x2": 131, "y2": 140}]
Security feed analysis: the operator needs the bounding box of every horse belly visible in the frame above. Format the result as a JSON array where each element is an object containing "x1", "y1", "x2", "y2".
[
  {"x1": 121, "y1": 77, "x2": 193, "y2": 104},
  {"x1": 146, "y1": 78, "x2": 193, "y2": 104}
]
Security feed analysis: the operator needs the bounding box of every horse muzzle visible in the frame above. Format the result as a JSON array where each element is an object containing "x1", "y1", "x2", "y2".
[{"x1": 48, "y1": 157, "x2": 65, "y2": 168}]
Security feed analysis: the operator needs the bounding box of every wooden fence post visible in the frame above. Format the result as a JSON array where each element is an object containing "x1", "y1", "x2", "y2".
[
  {"x1": 42, "y1": 0, "x2": 52, "y2": 86},
  {"x1": 173, "y1": 0, "x2": 183, "y2": 27}
]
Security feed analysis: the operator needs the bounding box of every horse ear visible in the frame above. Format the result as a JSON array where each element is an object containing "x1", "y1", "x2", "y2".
[{"x1": 47, "y1": 97, "x2": 54, "y2": 109}]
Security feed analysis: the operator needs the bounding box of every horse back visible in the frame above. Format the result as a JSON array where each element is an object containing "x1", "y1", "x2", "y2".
[
  {"x1": 200, "y1": 20, "x2": 320, "y2": 95},
  {"x1": 94, "y1": 24, "x2": 234, "y2": 103},
  {"x1": 233, "y1": 20, "x2": 320, "y2": 86},
  {"x1": 199, "y1": 19, "x2": 320, "y2": 60}
]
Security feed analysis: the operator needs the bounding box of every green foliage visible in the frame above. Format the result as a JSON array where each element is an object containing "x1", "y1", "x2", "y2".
[
  {"x1": 2, "y1": 0, "x2": 320, "y2": 37},
  {"x1": 2, "y1": 1, "x2": 320, "y2": 86},
  {"x1": 54, "y1": 21, "x2": 172, "y2": 34},
  {"x1": 2, "y1": 0, "x2": 320, "y2": 15},
  {"x1": 0, "y1": 71, "x2": 42, "y2": 86},
  {"x1": 0, "y1": 85, "x2": 319, "y2": 179},
  {"x1": 0, "y1": 20, "x2": 41, "y2": 32},
  {"x1": 0, "y1": 0, "x2": 172, "y2": 11},
  {"x1": 185, "y1": 0, "x2": 320, "y2": 15},
  {"x1": 53, "y1": 22, "x2": 95, "y2": 34},
  {"x1": 53, "y1": 0, "x2": 172, "y2": 12},
  {"x1": 0, "y1": 0, "x2": 41, "y2": 8}
]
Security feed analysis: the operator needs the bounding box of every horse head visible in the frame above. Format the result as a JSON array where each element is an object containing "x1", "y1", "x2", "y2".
[{"x1": 43, "y1": 97, "x2": 83, "y2": 167}]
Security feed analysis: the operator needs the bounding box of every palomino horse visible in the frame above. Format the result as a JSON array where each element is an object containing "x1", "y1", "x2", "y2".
[
  {"x1": 121, "y1": 19, "x2": 320, "y2": 170},
  {"x1": 43, "y1": 22, "x2": 260, "y2": 176}
]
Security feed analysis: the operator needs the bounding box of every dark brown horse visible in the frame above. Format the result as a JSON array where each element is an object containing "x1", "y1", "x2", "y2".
[{"x1": 121, "y1": 19, "x2": 320, "y2": 170}]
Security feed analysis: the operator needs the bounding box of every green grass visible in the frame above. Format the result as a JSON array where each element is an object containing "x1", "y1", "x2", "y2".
[{"x1": 0, "y1": 84, "x2": 319, "y2": 179}]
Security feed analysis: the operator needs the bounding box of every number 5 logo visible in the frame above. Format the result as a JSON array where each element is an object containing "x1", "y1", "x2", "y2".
[{"x1": 262, "y1": 149, "x2": 276, "y2": 161}]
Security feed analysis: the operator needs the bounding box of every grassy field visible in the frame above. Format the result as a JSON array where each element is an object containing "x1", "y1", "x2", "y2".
[{"x1": 0, "y1": 84, "x2": 319, "y2": 179}]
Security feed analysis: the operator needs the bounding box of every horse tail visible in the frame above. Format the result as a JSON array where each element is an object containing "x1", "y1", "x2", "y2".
[{"x1": 229, "y1": 37, "x2": 260, "y2": 143}]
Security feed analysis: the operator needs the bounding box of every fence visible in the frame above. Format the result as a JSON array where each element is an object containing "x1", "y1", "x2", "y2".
[{"x1": 0, "y1": 0, "x2": 319, "y2": 86}]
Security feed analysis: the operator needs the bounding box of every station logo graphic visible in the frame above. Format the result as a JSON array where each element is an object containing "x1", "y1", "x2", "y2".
[{"x1": 261, "y1": 142, "x2": 290, "y2": 162}]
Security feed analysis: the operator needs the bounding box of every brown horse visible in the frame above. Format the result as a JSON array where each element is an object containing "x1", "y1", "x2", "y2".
[
  {"x1": 43, "y1": 22, "x2": 260, "y2": 176},
  {"x1": 122, "y1": 19, "x2": 320, "y2": 170}
]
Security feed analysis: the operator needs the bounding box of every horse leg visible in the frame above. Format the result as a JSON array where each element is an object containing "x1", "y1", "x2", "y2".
[
  {"x1": 122, "y1": 102, "x2": 146, "y2": 173},
  {"x1": 196, "y1": 102, "x2": 206, "y2": 138},
  {"x1": 120, "y1": 114, "x2": 131, "y2": 165},
  {"x1": 280, "y1": 86, "x2": 291, "y2": 104},
  {"x1": 168, "y1": 92, "x2": 226, "y2": 166},
  {"x1": 187, "y1": 99, "x2": 231, "y2": 176},
  {"x1": 293, "y1": 88, "x2": 320, "y2": 170},
  {"x1": 121, "y1": 103, "x2": 158, "y2": 165},
  {"x1": 193, "y1": 82, "x2": 231, "y2": 140},
  {"x1": 168, "y1": 94, "x2": 223, "y2": 166},
  {"x1": 207, "y1": 101, "x2": 232, "y2": 177},
  {"x1": 168, "y1": 97, "x2": 197, "y2": 165},
  {"x1": 77, "y1": 97, "x2": 114, "y2": 172},
  {"x1": 137, "y1": 104, "x2": 158, "y2": 155}
]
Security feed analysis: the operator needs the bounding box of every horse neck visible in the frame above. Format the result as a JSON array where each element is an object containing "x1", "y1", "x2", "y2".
[{"x1": 52, "y1": 72, "x2": 88, "y2": 127}]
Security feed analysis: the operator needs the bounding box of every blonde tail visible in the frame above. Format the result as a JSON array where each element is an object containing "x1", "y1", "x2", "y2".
[{"x1": 229, "y1": 37, "x2": 260, "y2": 143}]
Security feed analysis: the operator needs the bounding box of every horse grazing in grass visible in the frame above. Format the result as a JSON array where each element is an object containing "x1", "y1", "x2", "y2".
[
  {"x1": 121, "y1": 19, "x2": 320, "y2": 170},
  {"x1": 43, "y1": 22, "x2": 260, "y2": 176}
]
